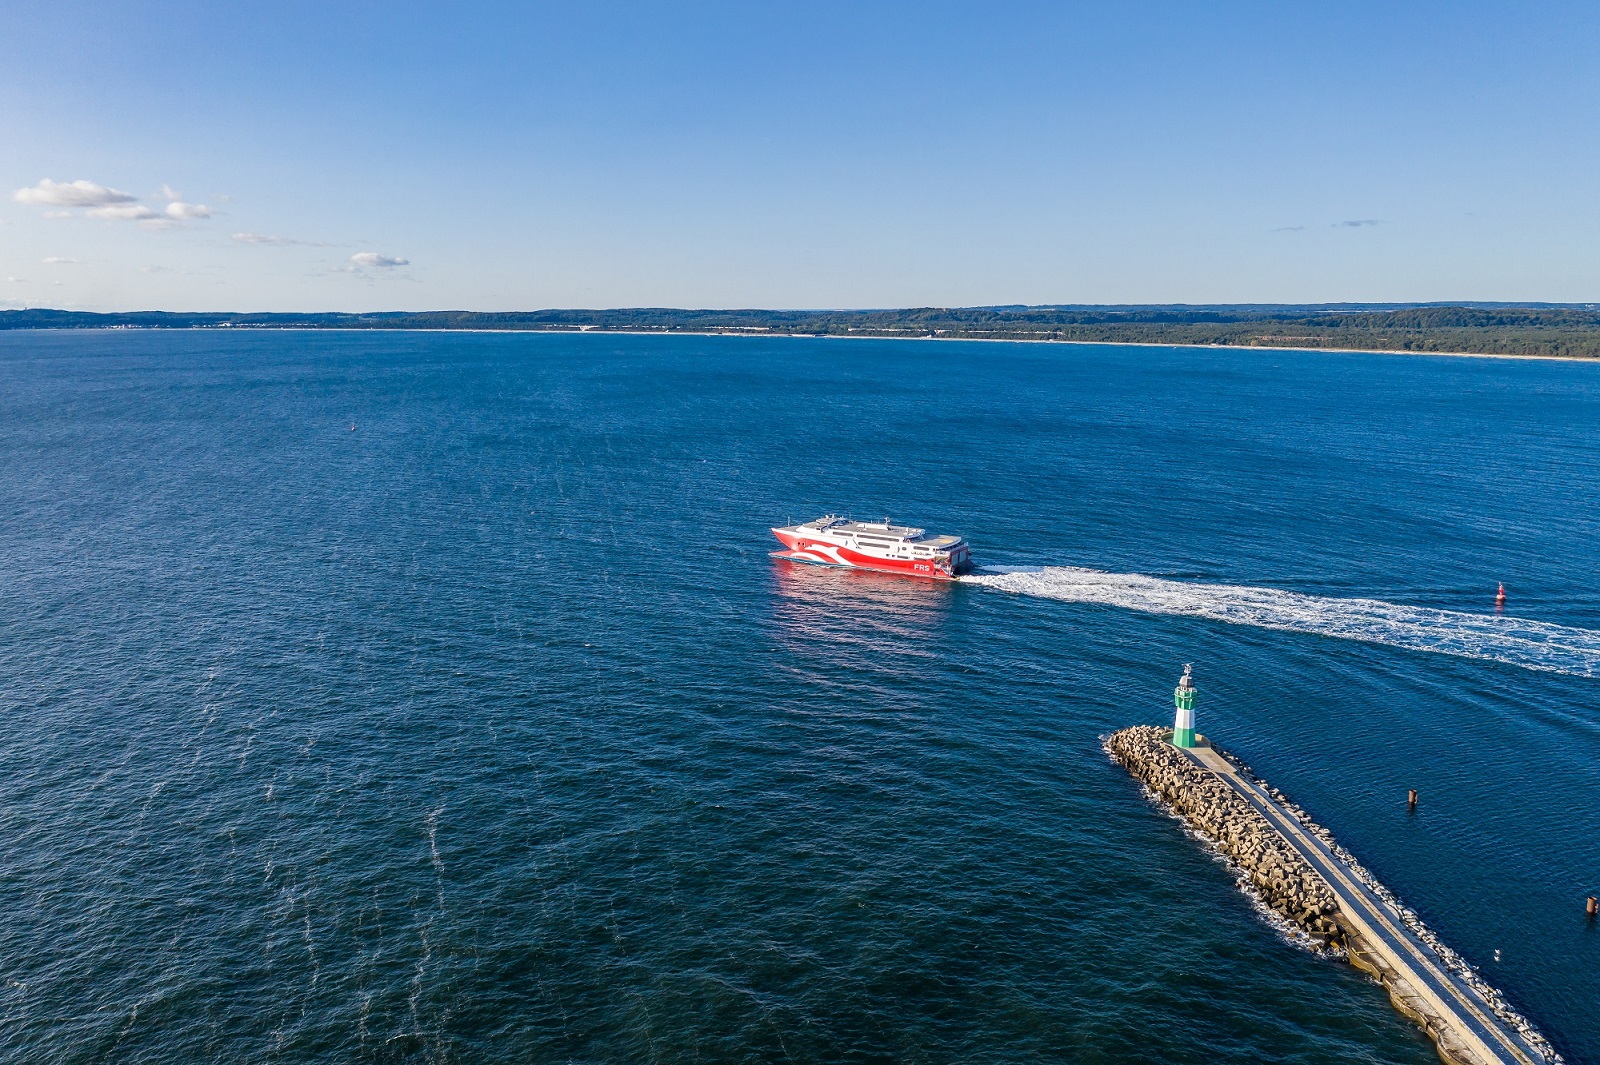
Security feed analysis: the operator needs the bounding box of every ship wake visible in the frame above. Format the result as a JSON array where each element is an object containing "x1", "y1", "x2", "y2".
[{"x1": 963, "y1": 566, "x2": 1600, "y2": 678}]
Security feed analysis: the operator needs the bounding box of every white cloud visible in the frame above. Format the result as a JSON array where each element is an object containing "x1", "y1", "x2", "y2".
[
  {"x1": 233, "y1": 231, "x2": 322, "y2": 246},
  {"x1": 14, "y1": 178, "x2": 138, "y2": 208},
  {"x1": 41, "y1": 256, "x2": 78, "y2": 264},
  {"x1": 350, "y1": 252, "x2": 409, "y2": 268},
  {"x1": 14, "y1": 178, "x2": 215, "y2": 230},
  {"x1": 88, "y1": 204, "x2": 160, "y2": 221}
]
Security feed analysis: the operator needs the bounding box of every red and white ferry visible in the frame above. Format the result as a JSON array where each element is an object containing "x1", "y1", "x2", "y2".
[{"x1": 770, "y1": 515, "x2": 974, "y2": 580}]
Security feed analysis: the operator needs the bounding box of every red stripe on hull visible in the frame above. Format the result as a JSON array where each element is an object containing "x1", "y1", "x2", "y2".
[
  {"x1": 770, "y1": 528, "x2": 960, "y2": 579},
  {"x1": 769, "y1": 552, "x2": 960, "y2": 580},
  {"x1": 835, "y1": 547, "x2": 952, "y2": 577}
]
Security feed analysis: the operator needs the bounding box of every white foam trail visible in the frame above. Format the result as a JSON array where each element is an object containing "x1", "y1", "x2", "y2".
[{"x1": 963, "y1": 566, "x2": 1600, "y2": 678}]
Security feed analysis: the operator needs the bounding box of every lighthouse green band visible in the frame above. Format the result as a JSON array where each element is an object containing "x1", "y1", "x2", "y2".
[{"x1": 1172, "y1": 686, "x2": 1196, "y2": 747}]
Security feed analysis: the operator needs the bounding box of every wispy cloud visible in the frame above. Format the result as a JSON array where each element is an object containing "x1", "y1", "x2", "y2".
[
  {"x1": 233, "y1": 232, "x2": 325, "y2": 246},
  {"x1": 350, "y1": 252, "x2": 410, "y2": 268},
  {"x1": 1271, "y1": 225, "x2": 1306, "y2": 232},
  {"x1": 14, "y1": 178, "x2": 217, "y2": 229},
  {"x1": 14, "y1": 178, "x2": 136, "y2": 208},
  {"x1": 88, "y1": 204, "x2": 160, "y2": 221},
  {"x1": 41, "y1": 256, "x2": 78, "y2": 264},
  {"x1": 1335, "y1": 219, "x2": 1382, "y2": 228}
]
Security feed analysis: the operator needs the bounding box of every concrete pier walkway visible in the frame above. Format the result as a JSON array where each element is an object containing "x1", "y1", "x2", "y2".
[{"x1": 1178, "y1": 739, "x2": 1544, "y2": 1065}]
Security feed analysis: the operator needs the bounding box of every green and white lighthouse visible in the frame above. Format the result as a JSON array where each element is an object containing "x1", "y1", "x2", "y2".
[{"x1": 1172, "y1": 663, "x2": 1197, "y2": 747}]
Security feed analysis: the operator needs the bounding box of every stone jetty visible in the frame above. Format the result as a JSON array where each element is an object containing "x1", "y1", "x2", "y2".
[
  {"x1": 1105, "y1": 724, "x2": 1562, "y2": 1065},
  {"x1": 1105, "y1": 725, "x2": 1345, "y2": 947}
]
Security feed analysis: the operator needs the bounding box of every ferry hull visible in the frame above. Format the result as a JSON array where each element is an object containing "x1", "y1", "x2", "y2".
[
  {"x1": 768, "y1": 549, "x2": 962, "y2": 581},
  {"x1": 770, "y1": 524, "x2": 970, "y2": 580}
]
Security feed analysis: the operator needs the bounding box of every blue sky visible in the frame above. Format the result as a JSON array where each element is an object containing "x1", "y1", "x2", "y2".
[{"x1": 3, "y1": 1, "x2": 1597, "y2": 311}]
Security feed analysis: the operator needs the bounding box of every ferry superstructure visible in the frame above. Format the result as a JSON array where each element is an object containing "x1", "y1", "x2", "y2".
[{"x1": 770, "y1": 516, "x2": 973, "y2": 579}]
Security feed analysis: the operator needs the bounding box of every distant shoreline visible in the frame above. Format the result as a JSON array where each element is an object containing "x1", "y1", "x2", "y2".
[
  {"x1": 4, "y1": 323, "x2": 1591, "y2": 364},
  {"x1": 8, "y1": 303, "x2": 1600, "y2": 359},
  {"x1": 573, "y1": 327, "x2": 1592, "y2": 362}
]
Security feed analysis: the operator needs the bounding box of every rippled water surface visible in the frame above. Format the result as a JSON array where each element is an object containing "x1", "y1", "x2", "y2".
[{"x1": 2, "y1": 331, "x2": 1598, "y2": 1063}]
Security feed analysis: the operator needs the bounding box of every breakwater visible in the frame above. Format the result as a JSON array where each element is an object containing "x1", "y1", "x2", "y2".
[
  {"x1": 1105, "y1": 725, "x2": 1562, "y2": 1065},
  {"x1": 1103, "y1": 726, "x2": 1345, "y2": 946}
]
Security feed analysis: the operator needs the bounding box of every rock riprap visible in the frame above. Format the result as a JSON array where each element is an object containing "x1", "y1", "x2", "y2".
[
  {"x1": 1104, "y1": 725, "x2": 1345, "y2": 947},
  {"x1": 1104, "y1": 725, "x2": 1564, "y2": 1065}
]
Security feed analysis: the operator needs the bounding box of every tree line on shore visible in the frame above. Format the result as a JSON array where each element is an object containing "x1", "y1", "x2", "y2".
[{"x1": 6, "y1": 304, "x2": 1600, "y2": 358}]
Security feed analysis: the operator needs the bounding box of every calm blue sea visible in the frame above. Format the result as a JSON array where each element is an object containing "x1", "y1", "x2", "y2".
[{"x1": 1, "y1": 330, "x2": 1597, "y2": 1063}]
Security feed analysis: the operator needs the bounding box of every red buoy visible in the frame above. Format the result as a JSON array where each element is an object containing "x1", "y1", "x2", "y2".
[{"x1": 1495, "y1": 582, "x2": 1506, "y2": 608}]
